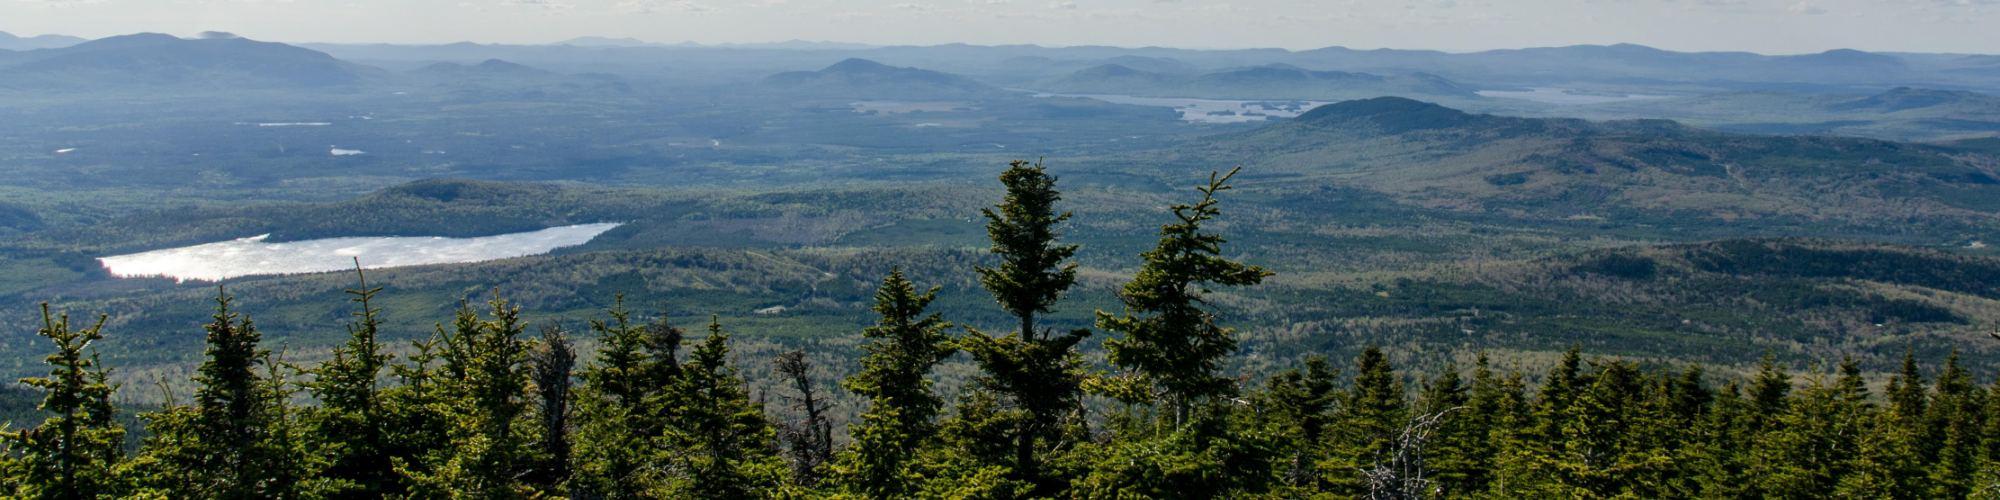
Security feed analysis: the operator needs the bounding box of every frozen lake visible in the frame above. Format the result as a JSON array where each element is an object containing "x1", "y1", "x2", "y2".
[{"x1": 99, "y1": 223, "x2": 621, "y2": 282}]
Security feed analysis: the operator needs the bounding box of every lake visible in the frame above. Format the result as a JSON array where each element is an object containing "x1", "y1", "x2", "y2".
[
  {"x1": 1475, "y1": 87, "x2": 1672, "y2": 105},
  {"x1": 1032, "y1": 92, "x2": 1329, "y2": 123},
  {"x1": 98, "y1": 223, "x2": 621, "y2": 282}
]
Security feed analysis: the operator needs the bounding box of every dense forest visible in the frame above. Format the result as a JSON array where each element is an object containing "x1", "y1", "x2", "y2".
[{"x1": 5, "y1": 162, "x2": 2000, "y2": 498}]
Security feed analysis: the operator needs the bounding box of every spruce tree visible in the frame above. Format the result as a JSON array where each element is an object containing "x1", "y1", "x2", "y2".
[
  {"x1": 1098, "y1": 167, "x2": 1270, "y2": 426},
  {"x1": 1251, "y1": 355, "x2": 1338, "y2": 493},
  {"x1": 1750, "y1": 359, "x2": 1868, "y2": 498},
  {"x1": 302, "y1": 267, "x2": 396, "y2": 497},
  {"x1": 408, "y1": 297, "x2": 539, "y2": 497},
  {"x1": 1417, "y1": 362, "x2": 1475, "y2": 497},
  {"x1": 1926, "y1": 351, "x2": 1984, "y2": 498},
  {"x1": 126, "y1": 287, "x2": 299, "y2": 499},
  {"x1": 569, "y1": 297, "x2": 683, "y2": 497},
  {"x1": 1333, "y1": 346, "x2": 1405, "y2": 494},
  {"x1": 2, "y1": 304, "x2": 126, "y2": 499},
  {"x1": 958, "y1": 159, "x2": 1090, "y2": 491},
  {"x1": 835, "y1": 270, "x2": 956, "y2": 497},
  {"x1": 658, "y1": 317, "x2": 784, "y2": 498}
]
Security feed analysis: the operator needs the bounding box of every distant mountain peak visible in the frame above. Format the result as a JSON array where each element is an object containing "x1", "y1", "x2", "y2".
[
  {"x1": 415, "y1": 58, "x2": 550, "y2": 77},
  {"x1": 0, "y1": 32, "x2": 369, "y2": 90},
  {"x1": 823, "y1": 58, "x2": 895, "y2": 73},
  {"x1": 558, "y1": 36, "x2": 654, "y2": 47}
]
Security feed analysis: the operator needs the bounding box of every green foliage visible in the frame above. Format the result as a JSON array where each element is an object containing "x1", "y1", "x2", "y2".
[
  {"x1": 834, "y1": 269, "x2": 956, "y2": 497},
  {"x1": 404, "y1": 297, "x2": 541, "y2": 498},
  {"x1": 960, "y1": 159, "x2": 1092, "y2": 493},
  {"x1": 123, "y1": 288, "x2": 302, "y2": 499},
  {"x1": 0, "y1": 304, "x2": 125, "y2": 499},
  {"x1": 654, "y1": 317, "x2": 785, "y2": 498},
  {"x1": 301, "y1": 267, "x2": 397, "y2": 496},
  {"x1": 1098, "y1": 167, "x2": 1271, "y2": 425}
]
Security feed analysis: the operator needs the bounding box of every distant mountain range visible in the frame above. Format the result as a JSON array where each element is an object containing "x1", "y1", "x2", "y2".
[
  {"x1": 1194, "y1": 97, "x2": 2000, "y2": 229},
  {"x1": 0, "y1": 33, "x2": 377, "y2": 90},
  {"x1": 0, "y1": 31, "x2": 84, "y2": 50},
  {"x1": 763, "y1": 58, "x2": 995, "y2": 97},
  {"x1": 1037, "y1": 63, "x2": 1475, "y2": 100}
]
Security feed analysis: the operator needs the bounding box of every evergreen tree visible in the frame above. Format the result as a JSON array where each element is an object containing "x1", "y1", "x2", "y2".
[
  {"x1": 1751, "y1": 359, "x2": 1869, "y2": 498},
  {"x1": 1432, "y1": 354, "x2": 1511, "y2": 496},
  {"x1": 1, "y1": 304, "x2": 126, "y2": 499},
  {"x1": 1252, "y1": 355, "x2": 1339, "y2": 493},
  {"x1": 834, "y1": 270, "x2": 956, "y2": 497},
  {"x1": 958, "y1": 159, "x2": 1090, "y2": 492},
  {"x1": 1098, "y1": 167, "x2": 1270, "y2": 426},
  {"x1": 377, "y1": 331, "x2": 453, "y2": 492},
  {"x1": 656, "y1": 317, "x2": 784, "y2": 498},
  {"x1": 1854, "y1": 349, "x2": 1933, "y2": 497},
  {"x1": 126, "y1": 288, "x2": 299, "y2": 499},
  {"x1": 407, "y1": 297, "x2": 539, "y2": 497},
  {"x1": 1927, "y1": 351, "x2": 1985, "y2": 498},
  {"x1": 1416, "y1": 361, "x2": 1476, "y2": 497},
  {"x1": 1331, "y1": 346, "x2": 1405, "y2": 494},
  {"x1": 302, "y1": 267, "x2": 397, "y2": 497},
  {"x1": 568, "y1": 297, "x2": 684, "y2": 497}
]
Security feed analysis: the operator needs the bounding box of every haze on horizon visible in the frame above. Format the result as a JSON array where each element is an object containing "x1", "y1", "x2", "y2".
[{"x1": 3, "y1": 0, "x2": 1997, "y2": 55}]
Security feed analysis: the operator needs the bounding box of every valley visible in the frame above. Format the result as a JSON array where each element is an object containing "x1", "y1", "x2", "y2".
[{"x1": 1, "y1": 31, "x2": 1999, "y2": 399}]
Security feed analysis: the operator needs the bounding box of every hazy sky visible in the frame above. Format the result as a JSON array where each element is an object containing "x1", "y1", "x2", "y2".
[{"x1": 2, "y1": 0, "x2": 1996, "y2": 54}]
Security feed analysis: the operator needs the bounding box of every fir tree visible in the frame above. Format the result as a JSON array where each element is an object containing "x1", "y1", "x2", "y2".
[
  {"x1": 126, "y1": 288, "x2": 298, "y2": 499},
  {"x1": 302, "y1": 266, "x2": 397, "y2": 497},
  {"x1": 1252, "y1": 355, "x2": 1339, "y2": 492},
  {"x1": 958, "y1": 159, "x2": 1090, "y2": 491},
  {"x1": 1416, "y1": 362, "x2": 1475, "y2": 497},
  {"x1": 2, "y1": 304, "x2": 126, "y2": 499},
  {"x1": 569, "y1": 297, "x2": 683, "y2": 497},
  {"x1": 657, "y1": 317, "x2": 784, "y2": 498},
  {"x1": 408, "y1": 297, "x2": 539, "y2": 497},
  {"x1": 1098, "y1": 167, "x2": 1270, "y2": 426},
  {"x1": 1927, "y1": 351, "x2": 1985, "y2": 498},
  {"x1": 1332, "y1": 346, "x2": 1406, "y2": 494},
  {"x1": 834, "y1": 270, "x2": 957, "y2": 497}
]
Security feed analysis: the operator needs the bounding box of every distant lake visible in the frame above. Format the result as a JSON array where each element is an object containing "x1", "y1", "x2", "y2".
[
  {"x1": 99, "y1": 223, "x2": 621, "y2": 282},
  {"x1": 1032, "y1": 92, "x2": 1329, "y2": 123},
  {"x1": 1475, "y1": 88, "x2": 1672, "y2": 105}
]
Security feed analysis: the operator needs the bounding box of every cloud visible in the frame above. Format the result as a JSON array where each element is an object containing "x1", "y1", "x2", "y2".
[
  {"x1": 1786, "y1": 0, "x2": 1826, "y2": 14},
  {"x1": 616, "y1": 0, "x2": 713, "y2": 13},
  {"x1": 498, "y1": 0, "x2": 576, "y2": 11}
]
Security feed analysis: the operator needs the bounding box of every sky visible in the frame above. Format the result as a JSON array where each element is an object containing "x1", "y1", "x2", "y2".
[{"x1": 2, "y1": 0, "x2": 1997, "y2": 54}]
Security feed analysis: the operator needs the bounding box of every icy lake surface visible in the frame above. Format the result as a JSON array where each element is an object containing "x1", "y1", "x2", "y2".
[{"x1": 98, "y1": 223, "x2": 621, "y2": 282}]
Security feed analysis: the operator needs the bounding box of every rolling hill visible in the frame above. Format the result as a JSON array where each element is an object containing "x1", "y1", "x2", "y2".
[
  {"x1": 0, "y1": 30, "x2": 84, "y2": 50},
  {"x1": 1191, "y1": 97, "x2": 2000, "y2": 239},
  {"x1": 0, "y1": 33, "x2": 378, "y2": 90},
  {"x1": 762, "y1": 58, "x2": 997, "y2": 97}
]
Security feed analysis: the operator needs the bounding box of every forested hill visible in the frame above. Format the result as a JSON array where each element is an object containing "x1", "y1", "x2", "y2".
[
  {"x1": 2, "y1": 162, "x2": 1999, "y2": 498},
  {"x1": 1185, "y1": 97, "x2": 2000, "y2": 241}
]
